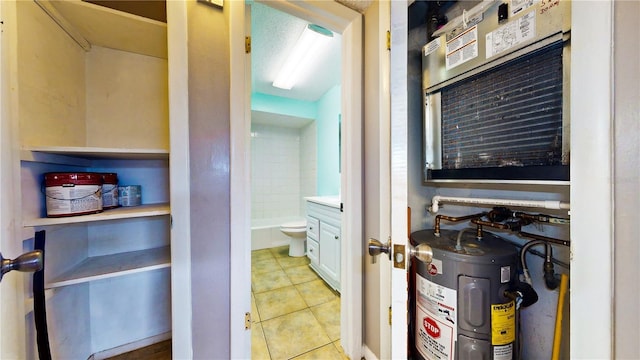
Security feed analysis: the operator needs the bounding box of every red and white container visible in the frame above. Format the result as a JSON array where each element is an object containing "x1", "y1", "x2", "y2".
[
  {"x1": 44, "y1": 172, "x2": 103, "y2": 217},
  {"x1": 101, "y1": 173, "x2": 119, "y2": 209}
]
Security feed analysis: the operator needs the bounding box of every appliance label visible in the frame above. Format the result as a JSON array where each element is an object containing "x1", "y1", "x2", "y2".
[
  {"x1": 486, "y1": 10, "x2": 536, "y2": 58},
  {"x1": 424, "y1": 38, "x2": 441, "y2": 57},
  {"x1": 491, "y1": 301, "x2": 516, "y2": 345},
  {"x1": 445, "y1": 25, "x2": 478, "y2": 70},
  {"x1": 494, "y1": 343, "x2": 514, "y2": 360},
  {"x1": 510, "y1": 0, "x2": 535, "y2": 16},
  {"x1": 415, "y1": 274, "x2": 457, "y2": 359}
]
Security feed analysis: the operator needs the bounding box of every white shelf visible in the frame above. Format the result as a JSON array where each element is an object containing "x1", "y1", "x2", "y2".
[
  {"x1": 35, "y1": 0, "x2": 168, "y2": 59},
  {"x1": 46, "y1": 246, "x2": 171, "y2": 289},
  {"x1": 23, "y1": 146, "x2": 169, "y2": 162},
  {"x1": 24, "y1": 203, "x2": 170, "y2": 227}
]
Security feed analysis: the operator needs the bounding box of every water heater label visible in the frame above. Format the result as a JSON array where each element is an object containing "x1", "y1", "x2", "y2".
[
  {"x1": 415, "y1": 274, "x2": 457, "y2": 359},
  {"x1": 486, "y1": 10, "x2": 536, "y2": 59},
  {"x1": 494, "y1": 343, "x2": 514, "y2": 360},
  {"x1": 491, "y1": 301, "x2": 516, "y2": 345},
  {"x1": 445, "y1": 25, "x2": 478, "y2": 70},
  {"x1": 424, "y1": 38, "x2": 441, "y2": 57}
]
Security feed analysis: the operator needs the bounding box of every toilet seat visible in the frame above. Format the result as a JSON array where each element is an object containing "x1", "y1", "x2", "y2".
[{"x1": 280, "y1": 220, "x2": 306, "y2": 231}]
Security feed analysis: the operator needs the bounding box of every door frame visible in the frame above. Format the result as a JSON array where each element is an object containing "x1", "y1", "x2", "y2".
[
  {"x1": 230, "y1": 1, "x2": 363, "y2": 358},
  {"x1": 0, "y1": 0, "x2": 27, "y2": 358}
]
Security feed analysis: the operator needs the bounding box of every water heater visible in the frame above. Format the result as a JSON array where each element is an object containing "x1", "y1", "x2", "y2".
[
  {"x1": 422, "y1": 0, "x2": 571, "y2": 183},
  {"x1": 410, "y1": 229, "x2": 519, "y2": 360}
]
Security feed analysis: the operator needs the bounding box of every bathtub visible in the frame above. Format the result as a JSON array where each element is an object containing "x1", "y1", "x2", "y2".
[{"x1": 251, "y1": 217, "x2": 304, "y2": 251}]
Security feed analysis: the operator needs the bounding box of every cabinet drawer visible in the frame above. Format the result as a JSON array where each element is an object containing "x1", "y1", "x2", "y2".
[
  {"x1": 306, "y1": 216, "x2": 319, "y2": 239},
  {"x1": 307, "y1": 238, "x2": 319, "y2": 265}
]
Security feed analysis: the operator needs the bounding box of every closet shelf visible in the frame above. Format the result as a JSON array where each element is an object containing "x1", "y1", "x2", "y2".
[
  {"x1": 46, "y1": 246, "x2": 171, "y2": 289},
  {"x1": 22, "y1": 146, "x2": 169, "y2": 165},
  {"x1": 24, "y1": 203, "x2": 170, "y2": 227}
]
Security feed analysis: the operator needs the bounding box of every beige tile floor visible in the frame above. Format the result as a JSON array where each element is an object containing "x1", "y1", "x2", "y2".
[{"x1": 252, "y1": 246, "x2": 346, "y2": 360}]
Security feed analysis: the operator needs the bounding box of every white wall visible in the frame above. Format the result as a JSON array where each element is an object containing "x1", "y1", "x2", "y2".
[{"x1": 251, "y1": 123, "x2": 316, "y2": 221}]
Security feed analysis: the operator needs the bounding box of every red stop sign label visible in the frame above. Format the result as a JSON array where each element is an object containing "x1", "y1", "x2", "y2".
[
  {"x1": 428, "y1": 263, "x2": 438, "y2": 275},
  {"x1": 423, "y1": 317, "x2": 440, "y2": 338}
]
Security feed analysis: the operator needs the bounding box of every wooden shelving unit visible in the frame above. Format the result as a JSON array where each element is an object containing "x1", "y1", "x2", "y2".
[
  {"x1": 24, "y1": 203, "x2": 170, "y2": 227},
  {"x1": 46, "y1": 246, "x2": 171, "y2": 289}
]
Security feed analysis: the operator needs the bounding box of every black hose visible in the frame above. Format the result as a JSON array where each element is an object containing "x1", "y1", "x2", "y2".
[{"x1": 543, "y1": 243, "x2": 561, "y2": 290}]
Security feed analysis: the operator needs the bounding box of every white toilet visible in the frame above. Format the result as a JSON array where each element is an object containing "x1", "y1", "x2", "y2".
[{"x1": 279, "y1": 219, "x2": 307, "y2": 257}]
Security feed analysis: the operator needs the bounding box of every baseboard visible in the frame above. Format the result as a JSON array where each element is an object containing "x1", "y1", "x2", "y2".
[
  {"x1": 362, "y1": 345, "x2": 379, "y2": 360},
  {"x1": 88, "y1": 332, "x2": 171, "y2": 360}
]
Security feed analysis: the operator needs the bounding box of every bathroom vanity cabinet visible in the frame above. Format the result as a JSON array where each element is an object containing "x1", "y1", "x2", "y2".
[
  {"x1": 9, "y1": 1, "x2": 172, "y2": 358},
  {"x1": 305, "y1": 198, "x2": 341, "y2": 292}
]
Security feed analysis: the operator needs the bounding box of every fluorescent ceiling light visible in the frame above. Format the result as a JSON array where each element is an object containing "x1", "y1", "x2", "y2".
[{"x1": 272, "y1": 24, "x2": 333, "y2": 90}]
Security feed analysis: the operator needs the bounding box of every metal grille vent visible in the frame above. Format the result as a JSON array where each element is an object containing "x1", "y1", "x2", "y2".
[{"x1": 441, "y1": 43, "x2": 564, "y2": 170}]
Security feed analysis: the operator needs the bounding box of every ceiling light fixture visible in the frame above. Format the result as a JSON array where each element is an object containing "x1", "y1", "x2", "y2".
[{"x1": 272, "y1": 24, "x2": 334, "y2": 90}]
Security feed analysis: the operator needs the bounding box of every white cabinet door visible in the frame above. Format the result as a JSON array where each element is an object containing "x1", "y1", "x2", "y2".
[
  {"x1": 319, "y1": 222, "x2": 340, "y2": 285},
  {"x1": 307, "y1": 238, "x2": 320, "y2": 266}
]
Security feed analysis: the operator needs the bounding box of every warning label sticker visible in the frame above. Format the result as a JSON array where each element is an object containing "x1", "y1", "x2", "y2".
[
  {"x1": 510, "y1": 0, "x2": 535, "y2": 16},
  {"x1": 491, "y1": 301, "x2": 516, "y2": 345},
  {"x1": 415, "y1": 274, "x2": 457, "y2": 360},
  {"x1": 445, "y1": 25, "x2": 478, "y2": 70},
  {"x1": 424, "y1": 38, "x2": 441, "y2": 57},
  {"x1": 494, "y1": 343, "x2": 514, "y2": 360},
  {"x1": 486, "y1": 10, "x2": 536, "y2": 59}
]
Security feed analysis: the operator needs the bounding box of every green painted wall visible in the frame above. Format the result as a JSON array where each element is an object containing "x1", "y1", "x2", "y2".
[
  {"x1": 251, "y1": 92, "x2": 317, "y2": 119},
  {"x1": 316, "y1": 85, "x2": 341, "y2": 196},
  {"x1": 251, "y1": 87, "x2": 340, "y2": 197}
]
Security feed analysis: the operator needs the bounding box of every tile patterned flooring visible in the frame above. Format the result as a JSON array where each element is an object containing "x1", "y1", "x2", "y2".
[{"x1": 252, "y1": 246, "x2": 345, "y2": 360}]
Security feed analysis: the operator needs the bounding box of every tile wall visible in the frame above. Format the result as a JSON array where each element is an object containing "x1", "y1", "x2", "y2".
[{"x1": 251, "y1": 123, "x2": 316, "y2": 221}]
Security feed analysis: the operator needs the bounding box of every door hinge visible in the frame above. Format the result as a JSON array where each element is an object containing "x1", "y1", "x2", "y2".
[
  {"x1": 245, "y1": 36, "x2": 251, "y2": 54},
  {"x1": 386, "y1": 30, "x2": 391, "y2": 51},
  {"x1": 389, "y1": 306, "x2": 392, "y2": 325},
  {"x1": 393, "y1": 244, "x2": 406, "y2": 269},
  {"x1": 245, "y1": 312, "x2": 251, "y2": 329}
]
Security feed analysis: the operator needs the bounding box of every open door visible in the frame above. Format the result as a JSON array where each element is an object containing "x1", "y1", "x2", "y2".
[
  {"x1": 364, "y1": 1, "x2": 409, "y2": 359},
  {"x1": 1, "y1": 1, "x2": 28, "y2": 356},
  {"x1": 389, "y1": 3, "x2": 410, "y2": 358}
]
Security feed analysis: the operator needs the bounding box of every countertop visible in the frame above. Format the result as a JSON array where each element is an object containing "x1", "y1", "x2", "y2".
[{"x1": 305, "y1": 196, "x2": 341, "y2": 209}]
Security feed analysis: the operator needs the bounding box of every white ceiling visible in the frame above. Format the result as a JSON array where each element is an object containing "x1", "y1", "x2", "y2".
[{"x1": 251, "y1": 2, "x2": 342, "y2": 102}]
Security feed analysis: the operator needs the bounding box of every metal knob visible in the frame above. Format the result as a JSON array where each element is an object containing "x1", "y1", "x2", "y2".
[
  {"x1": 368, "y1": 238, "x2": 391, "y2": 264},
  {"x1": 0, "y1": 250, "x2": 43, "y2": 282},
  {"x1": 410, "y1": 243, "x2": 433, "y2": 264}
]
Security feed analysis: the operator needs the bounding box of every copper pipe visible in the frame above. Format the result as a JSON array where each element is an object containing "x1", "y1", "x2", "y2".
[
  {"x1": 470, "y1": 218, "x2": 513, "y2": 230},
  {"x1": 433, "y1": 212, "x2": 487, "y2": 236},
  {"x1": 434, "y1": 212, "x2": 486, "y2": 236},
  {"x1": 519, "y1": 231, "x2": 570, "y2": 247}
]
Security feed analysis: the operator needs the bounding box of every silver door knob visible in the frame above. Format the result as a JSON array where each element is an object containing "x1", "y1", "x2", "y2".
[
  {"x1": 0, "y1": 250, "x2": 43, "y2": 282},
  {"x1": 368, "y1": 238, "x2": 391, "y2": 264}
]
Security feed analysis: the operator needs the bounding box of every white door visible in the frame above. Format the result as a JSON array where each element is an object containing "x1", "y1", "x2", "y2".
[
  {"x1": 389, "y1": 1, "x2": 410, "y2": 359},
  {"x1": 1, "y1": 1, "x2": 28, "y2": 356},
  {"x1": 363, "y1": 1, "x2": 410, "y2": 359}
]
